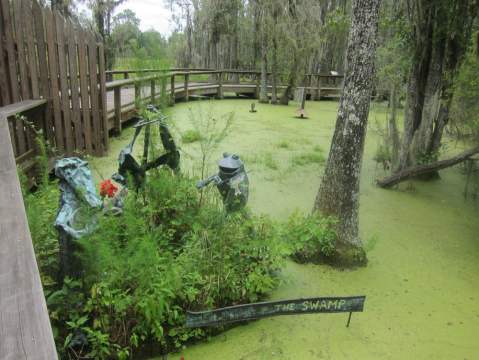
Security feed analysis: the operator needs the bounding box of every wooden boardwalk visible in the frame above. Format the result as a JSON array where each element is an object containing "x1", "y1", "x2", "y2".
[
  {"x1": 105, "y1": 79, "x2": 342, "y2": 131},
  {"x1": 0, "y1": 113, "x2": 57, "y2": 359}
]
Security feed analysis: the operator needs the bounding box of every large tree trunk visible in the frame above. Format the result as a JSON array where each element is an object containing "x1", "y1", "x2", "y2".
[
  {"x1": 388, "y1": 84, "x2": 400, "y2": 167},
  {"x1": 396, "y1": 0, "x2": 477, "y2": 171},
  {"x1": 314, "y1": 0, "x2": 381, "y2": 267},
  {"x1": 396, "y1": 1, "x2": 435, "y2": 171},
  {"x1": 377, "y1": 147, "x2": 479, "y2": 188},
  {"x1": 259, "y1": 38, "x2": 269, "y2": 103},
  {"x1": 271, "y1": 36, "x2": 278, "y2": 104}
]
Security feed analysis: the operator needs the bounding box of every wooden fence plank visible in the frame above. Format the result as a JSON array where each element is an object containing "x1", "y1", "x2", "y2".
[
  {"x1": 55, "y1": 12, "x2": 73, "y2": 153},
  {"x1": 0, "y1": 1, "x2": 11, "y2": 105},
  {"x1": 97, "y1": 42, "x2": 108, "y2": 152},
  {"x1": 0, "y1": 113, "x2": 58, "y2": 360},
  {"x1": 45, "y1": 8, "x2": 63, "y2": 151},
  {"x1": 1, "y1": 0, "x2": 20, "y2": 103},
  {"x1": 77, "y1": 29, "x2": 92, "y2": 154},
  {"x1": 67, "y1": 21, "x2": 83, "y2": 151},
  {"x1": 33, "y1": 0, "x2": 52, "y2": 138},
  {"x1": 23, "y1": 0, "x2": 39, "y2": 99},
  {"x1": 88, "y1": 34, "x2": 101, "y2": 156},
  {"x1": 13, "y1": 0, "x2": 30, "y2": 99}
]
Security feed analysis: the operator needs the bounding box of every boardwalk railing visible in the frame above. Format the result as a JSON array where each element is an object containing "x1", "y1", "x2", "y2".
[
  {"x1": 104, "y1": 68, "x2": 344, "y2": 133},
  {"x1": 0, "y1": 112, "x2": 57, "y2": 359}
]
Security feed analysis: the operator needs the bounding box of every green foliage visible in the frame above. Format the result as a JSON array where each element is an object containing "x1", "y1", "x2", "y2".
[
  {"x1": 283, "y1": 211, "x2": 337, "y2": 263},
  {"x1": 25, "y1": 167, "x2": 287, "y2": 358},
  {"x1": 181, "y1": 129, "x2": 203, "y2": 143},
  {"x1": 373, "y1": 143, "x2": 392, "y2": 165},
  {"x1": 450, "y1": 44, "x2": 479, "y2": 141},
  {"x1": 276, "y1": 140, "x2": 290, "y2": 149}
]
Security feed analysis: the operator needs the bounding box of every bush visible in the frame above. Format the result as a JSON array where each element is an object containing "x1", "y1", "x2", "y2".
[
  {"x1": 283, "y1": 211, "x2": 337, "y2": 263},
  {"x1": 25, "y1": 168, "x2": 288, "y2": 358},
  {"x1": 181, "y1": 129, "x2": 203, "y2": 143}
]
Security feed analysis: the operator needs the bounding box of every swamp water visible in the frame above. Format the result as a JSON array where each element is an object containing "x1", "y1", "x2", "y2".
[{"x1": 91, "y1": 99, "x2": 479, "y2": 359}]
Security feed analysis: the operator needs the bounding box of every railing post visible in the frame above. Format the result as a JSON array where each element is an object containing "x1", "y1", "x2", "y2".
[
  {"x1": 114, "y1": 86, "x2": 122, "y2": 134},
  {"x1": 134, "y1": 82, "x2": 141, "y2": 107},
  {"x1": 216, "y1": 71, "x2": 223, "y2": 99},
  {"x1": 124, "y1": 72, "x2": 129, "y2": 80},
  {"x1": 313, "y1": 75, "x2": 320, "y2": 101},
  {"x1": 160, "y1": 75, "x2": 167, "y2": 107},
  {"x1": 255, "y1": 72, "x2": 260, "y2": 99},
  {"x1": 170, "y1": 74, "x2": 175, "y2": 105},
  {"x1": 184, "y1": 73, "x2": 189, "y2": 101},
  {"x1": 150, "y1": 78, "x2": 156, "y2": 103}
]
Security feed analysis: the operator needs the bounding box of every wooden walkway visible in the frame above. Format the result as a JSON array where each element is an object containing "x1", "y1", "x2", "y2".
[
  {"x1": 105, "y1": 74, "x2": 342, "y2": 131},
  {"x1": 0, "y1": 113, "x2": 57, "y2": 359}
]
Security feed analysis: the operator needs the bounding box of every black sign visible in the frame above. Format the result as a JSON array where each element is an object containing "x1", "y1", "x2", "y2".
[{"x1": 186, "y1": 296, "x2": 365, "y2": 328}]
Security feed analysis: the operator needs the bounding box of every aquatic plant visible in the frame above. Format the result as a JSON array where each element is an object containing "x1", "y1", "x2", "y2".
[
  {"x1": 283, "y1": 211, "x2": 337, "y2": 263},
  {"x1": 181, "y1": 129, "x2": 203, "y2": 144}
]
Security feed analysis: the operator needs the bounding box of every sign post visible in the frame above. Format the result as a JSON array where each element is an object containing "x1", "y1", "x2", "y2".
[{"x1": 186, "y1": 296, "x2": 365, "y2": 328}]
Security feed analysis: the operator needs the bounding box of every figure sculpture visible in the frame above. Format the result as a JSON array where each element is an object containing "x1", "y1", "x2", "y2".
[
  {"x1": 197, "y1": 153, "x2": 249, "y2": 212},
  {"x1": 113, "y1": 105, "x2": 180, "y2": 188}
]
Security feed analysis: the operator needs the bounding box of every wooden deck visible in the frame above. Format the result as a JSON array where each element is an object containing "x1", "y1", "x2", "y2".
[{"x1": 0, "y1": 113, "x2": 57, "y2": 359}]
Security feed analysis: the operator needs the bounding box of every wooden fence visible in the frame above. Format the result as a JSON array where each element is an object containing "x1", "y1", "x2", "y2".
[{"x1": 0, "y1": 0, "x2": 108, "y2": 163}]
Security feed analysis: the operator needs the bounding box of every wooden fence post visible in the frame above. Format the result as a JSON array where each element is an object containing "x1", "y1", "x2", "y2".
[
  {"x1": 114, "y1": 86, "x2": 122, "y2": 134},
  {"x1": 150, "y1": 78, "x2": 156, "y2": 103},
  {"x1": 134, "y1": 82, "x2": 141, "y2": 106},
  {"x1": 160, "y1": 75, "x2": 167, "y2": 107},
  {"x1": 255, "y1": 72, "x2": 260, "y2": 99},
  {"x1": 184, "y1": 73, "x2": 189, "y2": 101},
  {"x1": 312, "y1": 75, "x2": 319, "y2": 101},
  {"x1": 170, "y1": 74, "x2": 175, "y2": 105},
  {"x1": 217, "y1": 71, "x2": 223, "y2": 99},
  {"x1": 0, "y1": 113, "x2": 58, "y2": 360}
]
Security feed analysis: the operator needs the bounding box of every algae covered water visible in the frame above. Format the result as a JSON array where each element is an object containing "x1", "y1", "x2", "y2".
[{"x1": 92, "y1": 99, "x2": 479, "y2": 359}]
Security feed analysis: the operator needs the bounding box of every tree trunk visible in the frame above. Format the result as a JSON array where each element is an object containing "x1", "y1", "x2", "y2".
[
  {"x1": 270, "y1": 18, "x2": 279, "y2": 104},
  {"x1": 396, "y1": 1, "x2": 435, "y2": 171},
  {"x1": 377, "y1": 147, "x2": 479, "y2": 188},
  {"x1": 388, "y1": 84, "x2": 400, "y2": 167},
  {"x1": 314, "y1": 0, "x2": 381, "y2": 267},
  {"x1": 259, "y1": 23, "x2": 269, "y2": 103}
]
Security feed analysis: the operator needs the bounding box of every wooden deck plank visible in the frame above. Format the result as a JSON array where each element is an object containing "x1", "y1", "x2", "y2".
[
  {"x1": 23, "y1": 0, "x2": 39, "y2": 98},
  {"x1": 1, "y1": 0, "x2": 20, "y2": 103},
  {"x1": 0, "y1": 113, "x2": 58, "y2": 360},
  {"x1": 33, "y1": 0, "x2": 52, "y2": 137},
  {"x1": 55, "y1": 12, "x2": 73, "y2": 153},
  {"x1": 88, "y1": 34, "x2": 101, "y2": 156},
  {"x1": 77, "y1": 29, "x2": 92, "y2": 154},
  {"x1": 97, "y1": 42, "x2": 109, "y2": 152},
  {"x1": 14, "y1": 0, "x2": 30, "y2": 99},
  {"x1": 0, "y1": 0, "x2": 11, "y2": 105},
  {"x1": 45, "y1": 9, "x2": 63, "y2": 151},
  {"x1": 66, "y1": 21, "x2": 83, "y2": 151}
]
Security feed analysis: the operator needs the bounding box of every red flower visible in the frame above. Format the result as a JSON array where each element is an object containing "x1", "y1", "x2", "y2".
[{"x1": 99, "y1": 179, "x2": 118, "y2": 198}]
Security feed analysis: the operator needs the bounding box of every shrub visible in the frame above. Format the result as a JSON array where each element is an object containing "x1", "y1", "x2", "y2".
[
  {"x1": 25, "y1": 168, "x2": 288, "y2": 358},
  {"x1": 276, "y1": 140, "x2": 290, "y2": 149},
  {"x1": 283, "y1": 211, "x2": 337, "y2": 263},
  {"x1": 181, "y1": 129, "x2": 203, "y2": 143}
]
